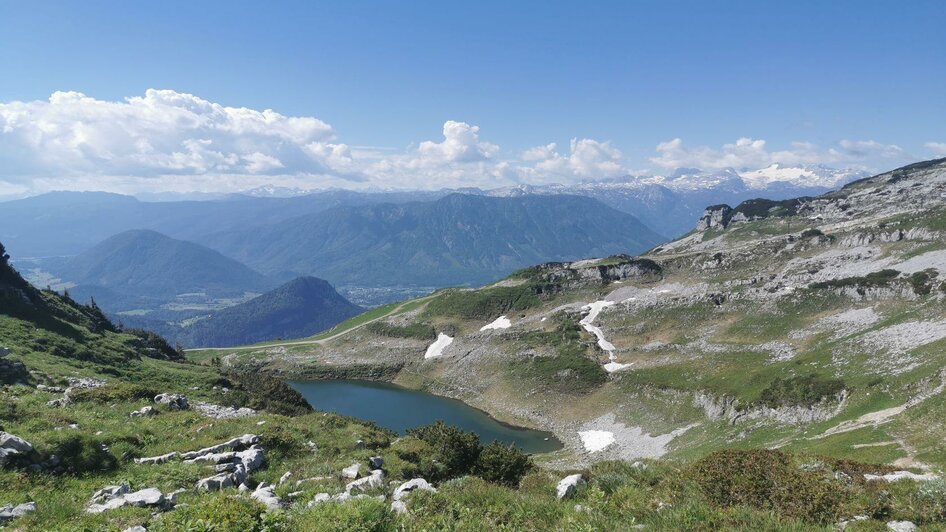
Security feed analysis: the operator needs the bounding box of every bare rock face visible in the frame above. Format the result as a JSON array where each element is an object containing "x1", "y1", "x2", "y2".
[
  {"x1": 696, "y1": 204, "x2": 733, "y2": 231},
  {"x1": 346, "y1": 469, "x2": 384, "y2": 493},
  {"x1": 556, "y1": 474, "x2": 585, "y2": 500},
  {"x1": 192, "y1": 401, "x2": 256, "y2": 419}
]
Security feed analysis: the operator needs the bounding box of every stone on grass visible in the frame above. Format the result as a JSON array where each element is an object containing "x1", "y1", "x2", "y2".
[
  {"x1": 0, "y1": 502, "x2": 36, "y2": 524},
  {"x1": 393, "y1": 478, "x2": 436, "y2": 501},
  {"x1": 368, "y1": 456, "x2": 384, "y2": 470},
  {"x1": 154, "y1": 393, "x2": 189, "y2": 410},
  {"x1": 342, "y1": 462, "x2": 361, "y2": 479},
  {"x1": 887, "y1": 521, "x2": 918, "y2": 532},
  {"x1": 130, "y1": 406, "x2": 157, "y2": 417},
  {"x1": 556, "y1": 474, "x2": 585, "y2": 500}
]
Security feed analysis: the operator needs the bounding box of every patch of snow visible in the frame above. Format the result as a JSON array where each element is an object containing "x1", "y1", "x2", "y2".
[
  {"x1": 424, "y1": 333, "x2": 454, "y2": 359},
  {"x1": 578, "y1": 430, "x2": 615, "y2": 453},
  {"x1": 579, "y1": 301, "x2": 617, "y2": 353},
  {"x1": 480, "y1": 316, "x2": 511, "y2": 331},
  {"x1": 603, "y1": 361, "x2": 633, "y2": 373},
  {"x1": 578, "y1": 413, "x2": 699, "y2": 459}
]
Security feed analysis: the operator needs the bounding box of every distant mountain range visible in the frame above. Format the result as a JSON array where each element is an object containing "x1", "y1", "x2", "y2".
[{"x1": 201, "y1": 193, "x2": 665, "y2": 287}]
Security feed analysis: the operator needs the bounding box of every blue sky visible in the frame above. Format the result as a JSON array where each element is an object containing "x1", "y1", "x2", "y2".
[{"x1": 0, "y1": 0, "x2": 943, "y2": 194}]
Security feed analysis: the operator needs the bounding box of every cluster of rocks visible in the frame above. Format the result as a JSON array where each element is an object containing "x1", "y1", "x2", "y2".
[
  {"x1": 0, "y1": 501, "x2": 35, "y2": 524},
  {"x1": 135, "y1": 434, "x2": 265, "y2": 493},
  {"x1": 305, "y1": 455, "x2": 438, "y2": 515},
  {"x1": 86, "y1": 483, "x2": 180, "y2": 514}
]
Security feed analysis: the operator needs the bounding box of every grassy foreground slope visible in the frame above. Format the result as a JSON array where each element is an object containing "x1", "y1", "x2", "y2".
[{"x1": 208, "y1": 159, "x2": 946, "y2": 476}]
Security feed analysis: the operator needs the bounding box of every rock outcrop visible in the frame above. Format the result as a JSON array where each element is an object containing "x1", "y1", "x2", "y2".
[
  {"x1": 556, "y1": 474, "x2": 585, "y2": 499},
  {"x1": 696, "y1": 204, "x2": 732, "y2": 231},
  {"x1": 86, "y1": 484, "x2": 174, "y2": 514},
  {"x1": 0, "y1": 431, "x2": 33, "y2": 467}
]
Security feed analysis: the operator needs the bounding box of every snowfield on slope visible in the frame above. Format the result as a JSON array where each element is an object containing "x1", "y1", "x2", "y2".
[
  {"x1": 480, "y1": 316, "x2": 511, "y2": 331},
  {"x1": 424, "y1": 333, "x2": 454, "y2": 359}
]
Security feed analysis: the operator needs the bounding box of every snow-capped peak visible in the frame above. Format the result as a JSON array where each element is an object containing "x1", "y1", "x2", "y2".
[{"x1": 739, "y1": 164, "x2": 869, "y2": 189}]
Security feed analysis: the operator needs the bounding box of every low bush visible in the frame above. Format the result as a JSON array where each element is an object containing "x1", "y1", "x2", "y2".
[
  {"x1": 689, "y1": 449, "x2": 845, "y2": 523},
  {"x1": 758, "y1": 373, "x2": 846, "y2": 408},
  {"x1": 407, "y1": 421, "x2": 482, "y2": 481},
  {"x1": 811, "y1": 269, "x2": 900, "y2": 291},
  {"x1": 46, "y1": 433, "x2": 118, "y2": 474},
  {"x1": 221, "y1": 371, "x2": 313, "y2": 416},
  {"x1": 474, "y1": 442, "x2": 533, "y2": 487},
  {"x1": 365, "y1": 321, "x2": 436, "y2": 340}
]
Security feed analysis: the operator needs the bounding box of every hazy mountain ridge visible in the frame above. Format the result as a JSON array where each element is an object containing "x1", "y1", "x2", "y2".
[
  {"x1": 200, "y1": 193, "x2": 665, "y2": 287},
  {"x1": 54, "y1": 229, "x2": 274, "y2": 300}
]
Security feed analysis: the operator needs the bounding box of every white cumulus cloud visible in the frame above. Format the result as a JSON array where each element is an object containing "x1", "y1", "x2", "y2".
[
  {"x1": 651, "y1": 137, "x2": 908, "y2": 170},
  {"x1": 925, "y1": 142, "x2": 946, "y2": 157},
  {"x1": 519, "y1": 138, "x2": 626, "y2": 182},
  {"x1": 0, "y1": 89, "x2": 355, "y2": 182}
]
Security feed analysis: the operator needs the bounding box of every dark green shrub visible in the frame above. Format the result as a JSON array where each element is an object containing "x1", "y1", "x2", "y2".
[
  {"x1": 690, "y1": 449, "x2": 845, "y2": 523},
  {"x1": 407, "y1": 421, "x2": 482, "y2": 481},
  {"x1": 47, "y1": 433, "x2": 118, "y2": 474},
  {"x1": 365, "y1": 321, "x2": 436, "y2": 340},
  {"x1": 758, "y1": 374, "x2": 845, "y2": 408},
  {"x1": 474, "y1": 442, "x2": 533, "y2": 487},
  {"x1": 908, "y1": 269, "x2": 937, "y2": 296},
  {"x1": 221, "y1": 371, "x2": 313, "y2": 416},
  {"x1": 811, "y1": 269, "x2": 900, "y2": 291},
  {"x1": 125, "y1": 328, "x2": 185, "y2": 361},
  {"x1": 800, "y1": 228, "x2": 825, "y2": 238}
]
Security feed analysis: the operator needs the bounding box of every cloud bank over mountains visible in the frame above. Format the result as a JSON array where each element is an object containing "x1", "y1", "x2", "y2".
[{"x1": 0, "y1": 89, "x2": 940, "y2": 195}]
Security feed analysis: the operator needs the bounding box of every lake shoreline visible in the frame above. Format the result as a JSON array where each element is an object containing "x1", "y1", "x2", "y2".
[{"x1": 287, "y1": 378, "x2": 564, "y2": 454}]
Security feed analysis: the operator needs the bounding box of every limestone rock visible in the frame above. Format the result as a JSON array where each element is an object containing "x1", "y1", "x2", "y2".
[
  {"x1": 887, "y1": 521, "x2": 918, "y2": 532},
  {"x1": 130, "y1": 406, "x2": 157, "y2": 417},
  {"x1": 341, "y1": 462, "x2": 361, "y2": 479},
  {"x1": 346, "y1": 469, "x2": 384, "y2": 493},
  {"x1": 154, "y1": 393, "x2": 189, "y2": 410},
  {"x1": 556, "y1": 474, "x2": 585, "y2": 500},
  {"x1": 393, "y1": 478, "x2": 436, "y2": 501},
  {"x1": 193, "y1": 401, "x2": 256, "y2": 419},
  {"x1": 368, "y1": 456, "x2": 384, "y2": 470},
  {"x1": 251, "y1": 483, "x2": 283, "y2": 510},
  {"x1": 0, "y1": 501, "x2": 36, "y2": 524}
]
